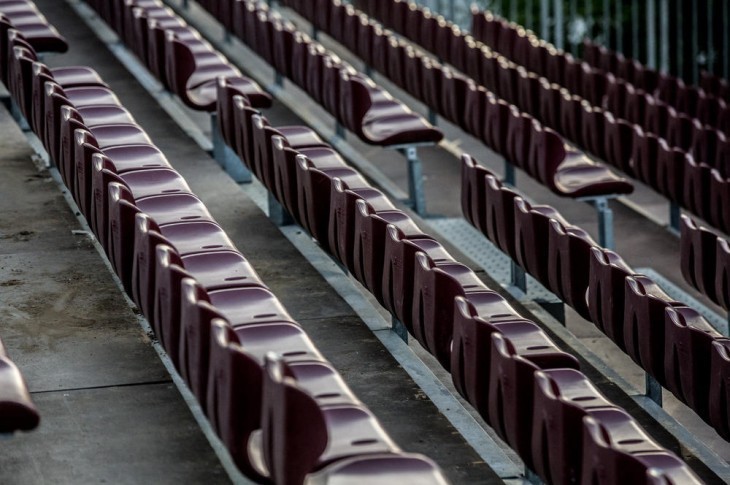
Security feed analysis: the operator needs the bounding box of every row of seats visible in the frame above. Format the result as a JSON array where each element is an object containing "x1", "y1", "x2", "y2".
[
  {"x1": 83, "y1": 0, "x2": 271, "y2": 111},
  {"x1": 0, "y1": 0, "x2": 66, "y2": 54},
  {"x1": 277, "y1": 0, "x2": 633, "y2": 201},
  {"x1": 582, "y1": 39, "x2": 730, "y2": 125},
  {"x1": 351, "y1": 0, "x2": 730, "y2": 236},
  {"x1": 199, "y1": 0, "x2": 442, "y2": 148},
  {"x1": 203, "y1": 34, "x2": 705, "y2": 481},
  {"x1": 461, "y1": 153, "x2": 730, "y2": 442},
  {"x1": 2, "y1": 10, "x2": 447, "y2": 483},
  {"x1": 0, "y1": 336, "x2": 39, "y2": 434},
  {"x1": 681, "y1": 216, "x2": 730, "y2": 313}
]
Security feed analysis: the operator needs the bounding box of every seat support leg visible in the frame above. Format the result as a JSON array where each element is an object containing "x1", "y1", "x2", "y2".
[
  {"x1": 335, "y1": 121, "x2": 345, "y2": 139},
  {"x1": 364, "y1": 64, "x2": 373, "y2": 77},
  {"x1": 274, "y1": 70, "x2": 283, "y2": 87},
  {"x1": 10, "y1": 100, "x2": 29, "y2": 132},
  {"x1": 392, "y1": 316, "x2": 408, "y2": 343},
  {"x1": 646, "y1": 373, "x2": 663, "y2": 405},
  {"x1": 585, "y1": 197, "x2": 614, "y2": 249},
  {"x1": 525, "y1": 467, "x2": 542, "y2": 484},
  {"x1": 504, "y1": 160, "x2": 516, "y2": 186},
  {"x1": 398, "y1": 146, "x2": 427, "y2": 216},
  {"x1": 427, "y1": 108, "x2": 437, "y2": 126},
  {"x1": 312, "y1": 26, "x2": 319, "y2": 41},
  {"x1": 669, "y1": 202, "x2": 681, "y2": 233},
  {"x1": 268, "y1": 192, "x2": 293, "y2": 226},
  {"x1": 211, "y1": 113, "x2": 251, "y2": 183},
  {"x1": 510, "y1": 260, "x2": 527, "y2": 293}
]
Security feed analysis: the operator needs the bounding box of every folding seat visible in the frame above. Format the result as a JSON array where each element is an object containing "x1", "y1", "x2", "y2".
[
  {"x1": 418, "y1": 9, "x2": 439, "y2": 56},
  {"x1": 513, "y1": 198, "x2": 565, "y2": 288},
  {"x1": 515, "y1": 66, "x2": 540, "y2": 119},
  {"x1": 304, "y1": 452, "x2": 448, "y2": 484},
  {"x1": 370, "y1": 24, "x2": 390, "y2": 77},
  {"x1": 42, "y1": 82, "x2": 123, "y2": 162},
  {"x1": 488, "y1": 326, "x2": 580, "y2": 464},
  {"x1": 340, "y1": 8, "x2": 361, "y2": 57},
  {"x1": 387, "y1": 38, "x2": 408, "y2": 92},
  {"x1": 328, "y1": 182, "x2": 393, "y2": 273},
  {"x1": 251, "y1": 9, "x2": 276, "y2": 65},
  {"x1": 625, "y1": 88, "x2": 648, "y2": 127},
  {"x1": 152, "y1": 244, "x2": 263, "y2": 349},
  {"x1": 239, "y1": 0, "x2": 264, "y2": 47},
  {"x1": 253, "y1": 355, "x2": 399, "y2": 485},
  {"x1": 587, "y1": 247, "x2": 635, "y2": 347},
  {"x1": 708, "y1": 169, "x2": 730, "y2": 235},
  {"x1": 719, "y1": 105, "x2": 730, "y2": 137},
  {"x1": 581, "y1": 103, "x2": 607, "y2": 161},
  {"x1": 327, "y1": 0, "x2": 347, "y2": 43},
  {"x1": 295, "y1": 155, "x2": 363, "y2": 249},
  {"x1": 58, "y1": 105, "x2": 139, "y2": 190},
  {"x1": 582, "y1": 39, "x2": 601, "y2": 67},
  {"x1": 386, "y1": 0, "x2": 408, "y2": 35},
  {"x1": 715, "y1": 237, "x2": 730, "y2": 311},
  {"x1": 603, "y1": 112, "x2": 635, "y2": 175},
  {"x1": 289, "y1": 31, "x2": 311, "y2": 90},
  {"x1": 354, "y1": 15, "x2": 375, "y2": 67},
  {"x1": 340, "y1": 74, "x2": 442, "y2": 146},
  {"x1": 271, "y1": 18, "x2": 296, "y2": 81},
  {"x1": 0, "y1": 6, "x2": 66, "y2": 53},
  {"x1": 138, "y1": 13, "x2": 194, "y2": 83},
  {"x1": 530, "y1": 369, "x2": 618, "y2": 485},
  {"x1": 663, "y1": 306, "x2": 720, "y2": 419},
  {"x1": 598, "y1": 47, "x2": 620, "y2": 75},
  {"x1": 676, "y1": 84, "x2": 703, "y2": 118},
  {"x1": 481, "y1": 173, "x2": 520, "y2": 260},
  {"x1": 351, "y1": 199, "x2": 422, "y2": 301},
  {"x1": 633, "y1": 63, "x2": 659, "y2": 94},
  {"x1": 505, "y1": 107, "x2": 532, "y2": 172},
  {"x1": 666, "y1": 111, "x2": 701, "y2": 152},
  {"x1": 630, "y1": 126, "x2": 661, "y2": 191},
  {"x1": 700, "y1": 70, "x2": 728, "y2": 99},
  {"x1": 474, "y1": 10, "x2": 499, "y2": 49},
  {"x1": 616, "y1": 56, "x2": 638, "y2": 87},
  {"x1": 528, "y1": 37, "x2": 550, "y2": 78},
  {"x1": 602, "y1": 75, "x2": 632, "y2": 120},
  {"x1": 163, "y1": 33, "x2": 270, "y2": 110},
  {"x1": 403, "y1": 2, "x2": 423, "y2": 44},
  {"x1": 496, "y1": 56, "x2": 517, "y2": 105},
  {"x1": 89, "y1": 145, "x2": 172, "y2": 241},
  {"x1": 483, "y1": 92, "x2": 511, "y2": 155},
  {"x1": 558, "y1": 89, "x2": 584, "y2": 147},
  {"x1": 546, "y1": 218, "x2": 596, "y2": 320},
  {"x1": 411, "y1": 252, "x2": 489, "y2": 369},
  {"x1": 205, "y1": 320, "x2": 321, "y2": 481},
  {"x1": 511, "y1": 28, "x2": 531, "y2": 67},
  {"x1": 682, "y1": 155, "x2": 713, "y2": 221},
  {"x1": 655, "y1": 74, "x2": 681, "y2": 106},
  {"x1": 463, "y1": 82, "x2": 487, "y2": 141},
  {"x1": 322, "y1": 56, "x2": 349, "y2": 123},
  {"x1": 708, "y1": 339, "x2": 730, "y2": 440},
  {"x1": 479, "y1": 46, "x2": 499, "y2": 94},
  {"x1": 537, "y1": 79, "x2": 562, "y2": 133},
  {"x1": 177, "y1": 279, "x2": 297, "y2": 407},
  {"x1": 313, "y1": 0, "x2": 333, "y2": 32},
  {"x1": 680, "y1": 215, "x2": 719, "y2": 302},
  {"x1": 460, "y1": 153, "x2": 493, "y2": 231},
  {"x1": 450, "y1": 293, "x2": 529, "y2": 414},
  {"x1": 462, "y1": 37, "x2": 484, "y2": 86},
  {"x1": 562, "y1": 57, "x2": 583, "y2": 99},
  {"x1": 0, "y1": 337, "x2": 40, "y2": 433},
  {"x1": 623, "y1": 275, "x2": 683, "y2": 384},
  {"x1": 381, "y1": 228, "x2": 451, "y2": 329},
  {"x1": 544, "y1": 47, "x2": 568, "y2": 87},
  {"x1": 418, "y1": 56, "x2": 443, "y2": 114},
  {"x1": 696, "y1": 93, "x2": 726, "y2": 127},
  {"x1": 644, "y1": 95, "x2": 672, "y2": 139},
  {"x1": 434, "y1": 19, "x2": 456, "y2": 68},
  {"x1": 582, "y1": 65, "x2": 609, "y2": 106},
  {"x1": 581, "y1": 408, "x2": 702, "y2": 484},
  {"x1": 691, "y1": 126, "x2": 726, "y2": 174},
  {"x1": 439, "y1": 69, "x2": 468, "y2": 130},
  {"x1": 448, "y1": 28, "x2": 468, "y2": 74},
  {"x1": 303, "y1": 43, "x2": 327, "y2": 106}
]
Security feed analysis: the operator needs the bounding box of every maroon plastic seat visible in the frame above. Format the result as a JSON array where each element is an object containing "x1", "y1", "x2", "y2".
[
  {"x1": 488, "y1": 327, "x2": 580, "y2": 464},
  {"x1": 304, "y1": 452, "x2": 448, "y2": 484},
  {"x1": 352, "y1": 198, "x2": 422, "y2": 301},
  {"x1": 163, "y1": 33, "x2": 270, "y2": 110},
  {"x1": 483, "y1": 92, "x2": 510, "y2": 155},
  {"x1": 254, "y1": 355, "x2": 399, "y2": 485},
  {"x1": 663, "y1": 306, "x2": 721, "y2": 419},
  {"x1": 530, "y1": 369, "x2": 618, "y2": 485},
  {"x1": 603, "y1": 112, "x2": 635, "y2": 175},
  {"x1": 0, "y1": 4, "x2": 66, "y2": 53},
  {"x1": 463, "y1": 82, "x2": 487, "y2": 142},
  {"x1": 460, "y1": 153, "x2": 494, "y2": 231},
  {"x1": 0, "y1": 338, "x2": 40, "y2": 433},
  {"x1": 381, "y1": 228, "x2": 451, "y2": 328},
  {"x1": 440, "y1": 69, "x2": 468, "y2": 130},
  {"x1": 709, "y1": 170, "x2": 730, "y2": 235},
  {"x1": 546, "y1": 218, "x2": 596, "y2": 319},
  {"x1": 340, "y1": 74, "x2": 442, "y2": 146},
  {"x1": 513, "y1": 198, "x2": 566, "y2": 288},
  {"x1": 516, "y1": 66, "x2": 541, "y2": 119},
  {"x1": 716, "y1": 237, "x2": 730, "y2": 311},
  {"x1": 644, "y1": 95, "x2": 671, "y2": 138},
  {"x1": 412, "y1": 251, "x2": 489, "y2": 370},
  {"x1": 630, "y1": 126, "x2": 661, "y2": 190},
  {"x1": 205, "y1": 319, "x2": 325, "y2": 480},
  {"x1": 666, "y1": 111, "x2": 701, "y2": 152},
  {"x1": 581, "y1": 408, "x2": 702, "y2": 484},
  {"x1": 482, "y1": 173, "x2": 520, "y2": 259},
  {"x1": 587, "y1": 247, "x2": 635, "y2": 347},
  {"x1": 602, "y1": 76, "x2": 633, "y2": 120},
  {"x1": 655, "y1": 140, "x2": 686, "y2": 203},
  {"x1": 623, "y1": 275, "x2": 683, "y2": 384},
  {"x1": 709, "y1": 339, "x2": 730, "y2": 440},
  {"x1": 682, "y1": 155, "x2": 713, "y2": 222},
  {"x1": 505, "y1": 106, "x2": 532, "y2": 171},
  {"x1": 680, "y1": 215, "x2": 719, "y2": 303}
]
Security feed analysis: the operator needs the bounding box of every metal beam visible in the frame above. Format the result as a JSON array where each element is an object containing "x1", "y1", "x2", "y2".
[
  {"x1": 553, "y1": 0, "x2": 564, "y2": 50},
  {"x1": 647, "y1": 0, "x2": 657, "y2": 69}
]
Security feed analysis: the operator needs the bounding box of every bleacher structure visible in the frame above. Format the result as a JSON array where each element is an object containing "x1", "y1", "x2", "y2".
[{"x1": 1, "y1": 0, "x2": 728, "y2": 484}]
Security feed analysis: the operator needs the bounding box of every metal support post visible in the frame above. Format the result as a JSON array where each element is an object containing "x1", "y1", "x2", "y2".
[
  {"x1": 646, "y1": 373, "x2": 663, "y2": 406},
  {"x1": 312, "y1": 26, "x2": 319, "y2": 41},
  {"x1": 268, "y1": 192, "x2": 294, "y2": 226},
  {"x1": 364, "y1": 64, "x2": 373, "y2": 78},
  {"x1": 510, "y1": 260, "x2": 527, "y2": 293},
  {"x1": 669, "y1": 202, "x2": 680, "y2": 233},
  {"x1": 427, "y1": 108, "x2": 437, "y2": 126},
  {"x1": 211, "y1": 113, "x2": 252, "y2": 182},
  {"x1": 224, "y1": 30, "x2": 231, "y2": 43},
  {"x1": 274, "y1": 70, "x2": 284, "y2": 87},
  {"x1": 646, "y1": 0, "x2": 656, "y2": 69},
  {"x1": 540, "y1": 0, "x2": 550, "y2": 43},
  {"x1": 335, "y1": 121, "x2": 346, "y2": 139},
  {"x1": 525, "y1": 467, "x2": 543, "y2": 484},
  {"x1": 503, "y1": 159, "x2": 515, "y2": 186},
  {"x1": 210, "y1": 113, "x2": 226, "y2": 169},
  {"x1": 392, "y1": 316, "x2": 409, "y2": 343},
  {"x1": 399, "y1": 146, "x2": 427, "y2": 216},
  {"x1": 586, "y1": 197, "x2": 614, "y2": 249},
  {"x1": 659, "y1": 0, "x2": 669, "y2": 73},
  {"x1": 553, "y1": 0, "x2": 563, "y2": 50}
]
